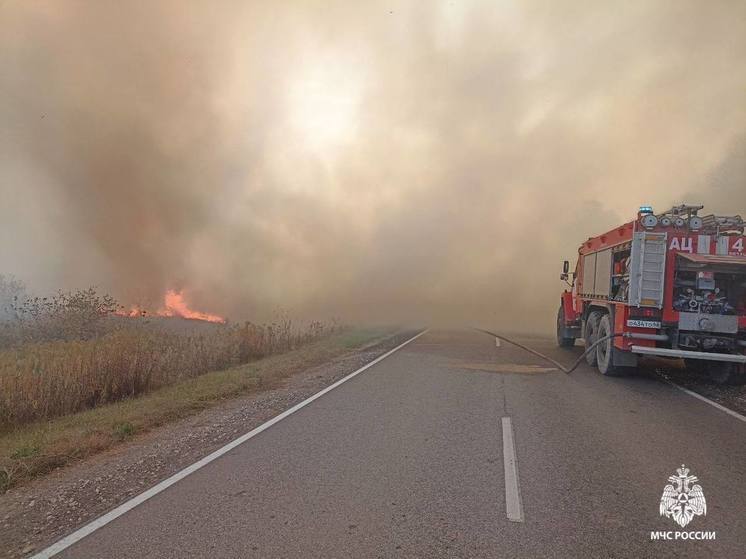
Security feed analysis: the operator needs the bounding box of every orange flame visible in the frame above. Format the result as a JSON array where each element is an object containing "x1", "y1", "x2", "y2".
[
  {"x1": 118, "y1": 306, "x2": 145, "y2": 318},
  {"x1": 158, "y1": 290, "x2": 225, "y2": 323},
  {"x1": 116, "y1": 290, "x2": 225, "y2": 323}
]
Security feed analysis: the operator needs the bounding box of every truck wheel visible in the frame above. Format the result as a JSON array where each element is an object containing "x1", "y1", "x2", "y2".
[
  {"x1": 596, "y1": 314, "x2": 626, "y2": 376},
  {"x1": 730, "y1": 364, "x2": 746, "y2": 386},
  {"x1": 708, "y1": 363, "x2": 746, "y2": 386},
  {"x1": 556, "y1": 306, "x2": 575, "y2": 348},
  {"x1": 584, "y1": 311, "x2": 602, "y2": 366}
]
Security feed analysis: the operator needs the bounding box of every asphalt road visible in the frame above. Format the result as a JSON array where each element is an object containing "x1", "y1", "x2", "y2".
[{"x1": 46, "y1": 329, "x2": 746, "y2": 558}]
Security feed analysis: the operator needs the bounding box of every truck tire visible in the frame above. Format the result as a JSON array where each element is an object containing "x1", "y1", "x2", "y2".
[
  {"x1": 708, "y1": 362, "x2": 746, "y2": 386},
  {"x1": 729, "y1": 364, "x2": 746, "y2": 386},
  {"x1": 596, "y1": 314, "x2": 628, "y2": 376},
  {"x1": 556, "y1": 305, "x2": 575, "y2": 348},
  {"x1": 584, "y1": 311, "x2": 602, "y2": 366}
]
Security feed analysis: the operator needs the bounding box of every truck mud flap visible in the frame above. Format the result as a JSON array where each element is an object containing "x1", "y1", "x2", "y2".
[{"x1": 613, "y1": 346, "x2": 638, "y2": 367}]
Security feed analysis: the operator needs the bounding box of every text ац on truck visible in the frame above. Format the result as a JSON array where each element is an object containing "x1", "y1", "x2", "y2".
[{"x1": 557, "y1": 204, "x2": 746, "y2": 385}]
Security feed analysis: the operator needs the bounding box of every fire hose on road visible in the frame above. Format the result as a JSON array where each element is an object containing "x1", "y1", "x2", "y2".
[{"x1": 474, "y1": 328, "x2": 626, "y2": 374}]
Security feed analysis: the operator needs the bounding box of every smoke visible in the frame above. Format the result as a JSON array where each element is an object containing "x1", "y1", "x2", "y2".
[{"x1": 1, "y1": 0, "x2": 745, "y2": 331}]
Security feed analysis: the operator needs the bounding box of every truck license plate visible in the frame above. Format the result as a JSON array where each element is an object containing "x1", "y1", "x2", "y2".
[{"x1": 627, "y1": 319, "x2": 661, "y2": 329}]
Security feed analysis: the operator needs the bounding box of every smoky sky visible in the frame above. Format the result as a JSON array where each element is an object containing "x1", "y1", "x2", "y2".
[{"x1": 1, "y1": 1, "x2": 745, "y2": 331}]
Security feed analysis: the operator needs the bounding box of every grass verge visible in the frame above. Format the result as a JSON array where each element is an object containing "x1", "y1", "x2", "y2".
[{"x1": 0, "y1": 327, "x2": 397, "y2": 492}]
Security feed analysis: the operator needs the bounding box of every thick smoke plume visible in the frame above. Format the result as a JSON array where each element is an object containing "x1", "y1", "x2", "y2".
[{"x1": 1, "y1": 1, "x2": 745, "y2": 331}]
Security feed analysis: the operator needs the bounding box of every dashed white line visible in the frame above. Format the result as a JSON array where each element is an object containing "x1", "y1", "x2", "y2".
[
  {"x1": 495, "y1": 337, "x2": 501, "y2": 347},
  {"x1": 31, "y1": 329, "x2": 430, "y2": 559},
  {"x1": 501, "y1": 416, "x2": 524, "y2": 522}
]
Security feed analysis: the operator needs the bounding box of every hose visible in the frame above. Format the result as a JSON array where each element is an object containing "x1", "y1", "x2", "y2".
[{"x1": 474, "y1": 328, "x2": 626, "y2": 374}]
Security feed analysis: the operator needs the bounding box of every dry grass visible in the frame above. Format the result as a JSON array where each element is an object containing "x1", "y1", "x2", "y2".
[
  {"x1": 0, "y1": 279, "x2": 394, "y2": 491},
  {"x1": 0, "y1": 327, "x2": 394, "y2": 491},
  {"x1": 0, "y1": 319, "x2": 337, "y2": 429}
]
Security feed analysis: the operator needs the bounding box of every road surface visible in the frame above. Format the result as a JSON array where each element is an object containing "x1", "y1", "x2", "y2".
[{"x1": 40, "y1": 330, "x2": 746, "y2": 558}]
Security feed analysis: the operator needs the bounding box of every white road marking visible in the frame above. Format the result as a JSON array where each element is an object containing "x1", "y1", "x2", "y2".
[
  {"x1": 31, "y1": 329, "x2": 430, "y2": 559},
  {"x1": 668, "y1": 381, "x2": 746, "y2": 424},
  {"x1": 501, "y1": 416, "x2": 524, "y2": 522},
  {"x1": 495, "y1": 337, "x2": 501, "y2": 347}
]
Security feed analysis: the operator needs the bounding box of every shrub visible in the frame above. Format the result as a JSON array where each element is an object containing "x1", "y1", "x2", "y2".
[
  {"x1": 8, "y1": 287, "x2": 120, "y2": 346},
  {"x1": 0, "y1": 275, "x2": 26, "y2": 322}
]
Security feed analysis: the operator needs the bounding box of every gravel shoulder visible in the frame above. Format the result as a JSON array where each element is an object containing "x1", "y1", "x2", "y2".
[
  {"x1": 650, "y1": 359, "x2": 746, "y2": 417},
  {"x1": 0, "y1": 329, "x2": 419, "y2": 559}
]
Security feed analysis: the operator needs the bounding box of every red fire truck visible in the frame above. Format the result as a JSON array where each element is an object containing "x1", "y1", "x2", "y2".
[{"x1": 557, "y1": 204, "x2": 746, "y2": 384}]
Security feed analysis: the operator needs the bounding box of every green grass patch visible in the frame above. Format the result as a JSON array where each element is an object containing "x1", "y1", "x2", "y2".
[
  {"x1": 113, "y1": 422, "x2": 136, "y2": 441},
  {"x1": 10, "y1": 445, "x2": 40, "y2": 460},
  {"x1": 0, "y1": 326, "x2": 396, "y2": 491},
  {"x1": 336, "y1": 326, "x2": 394, "y2": 348}
]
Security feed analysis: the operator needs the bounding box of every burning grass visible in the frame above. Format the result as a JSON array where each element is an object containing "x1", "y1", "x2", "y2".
[
  {"x1": 117, "y1": 289, "x2": 226, "y2": 323},
  {"x1": 0, "y1": 278, "x2": 342, "y2": 430}
]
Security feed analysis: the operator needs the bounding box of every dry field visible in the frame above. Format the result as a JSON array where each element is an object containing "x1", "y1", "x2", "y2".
[
  {"x1": 0, "y1": 281, "x2": 402, "y2": 491},
  {"x1": 0, "y1": 326, "x2": 392, "y2": 492},
  {"x1": 0, "y1": 280, "x2": 340, "y2": 430},
  {"x1": 0, "y1": 319, "x2": 335, "y2": 429},
  {"x1": 0, "y1": 279, "x2": 398, "y2": 491}
]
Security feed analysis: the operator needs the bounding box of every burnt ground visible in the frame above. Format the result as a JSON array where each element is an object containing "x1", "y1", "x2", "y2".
[{"x1": 0, "y1": 330, "x2": 419, "y2": 559}]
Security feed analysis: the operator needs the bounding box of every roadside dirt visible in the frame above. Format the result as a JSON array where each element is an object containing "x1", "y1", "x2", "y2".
[{"x1": 0, "y1": 330, "x2": 418, "y2": 559}]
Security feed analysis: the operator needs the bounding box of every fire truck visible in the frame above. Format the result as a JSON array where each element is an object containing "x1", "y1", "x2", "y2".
[{"x1": 557, "y1": 204, "x2": 746, "y2": 384}]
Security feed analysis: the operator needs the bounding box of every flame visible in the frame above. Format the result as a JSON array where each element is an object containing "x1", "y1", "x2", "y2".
[
  {"x1": 116, "y1": 290, "x2": 225, "y2": 323},
  {"x1": 116, "y1": 306, "x2": 145, "y2": 318},
  {"x1": 158, "y1": 289, "x2": 225, "y2": 323}
]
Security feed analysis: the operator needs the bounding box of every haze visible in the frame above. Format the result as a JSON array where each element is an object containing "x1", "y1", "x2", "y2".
[{"x1": 1, "y1": 1, "x2": 745, "y2": 331}]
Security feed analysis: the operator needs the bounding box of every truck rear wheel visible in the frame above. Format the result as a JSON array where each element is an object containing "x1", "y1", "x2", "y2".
[
  {"x1": 585, "y1": 311, "x2": 602, "y2": 366},
  {"x1": 556, "y1": 306, "x2": 575, "y2": 348},
  {"x1": 596, "y1": 314, "x2": 630, "y2": 376},
  {"x1": 729, "y1": 364, "x2": 746, "y2": 386},
  {"x1": 708, "y1": 363, "x2": 746, "y2": 386}
]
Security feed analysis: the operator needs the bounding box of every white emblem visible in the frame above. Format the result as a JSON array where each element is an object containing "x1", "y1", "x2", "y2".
[{"x1": 659, "y1": 465, "x2": 707, "y2": 528}]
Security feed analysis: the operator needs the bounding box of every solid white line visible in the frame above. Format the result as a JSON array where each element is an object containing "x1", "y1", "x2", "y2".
[
  {"x1": 668, "y1": 381, "x2": 746, "y2": 424},
  {"x1": 501, "y1": 417, "x2": 524, "y2": 522},
  {"x1": 31, "y1": 329, "x2": 429, "y2": 559},
  {"x1": 495, "y1": 337, "x2": 501, "y2": 348}
]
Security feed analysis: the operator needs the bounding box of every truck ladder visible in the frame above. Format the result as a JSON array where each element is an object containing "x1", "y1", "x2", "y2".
[{"x1": 629, "y1": 231, "x2": 667, "y2": 308}]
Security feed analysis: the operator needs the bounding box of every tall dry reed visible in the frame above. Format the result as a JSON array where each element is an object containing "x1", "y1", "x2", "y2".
[{"x1": 0, "y1": 319, "x2": 336, "y2": 430}]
